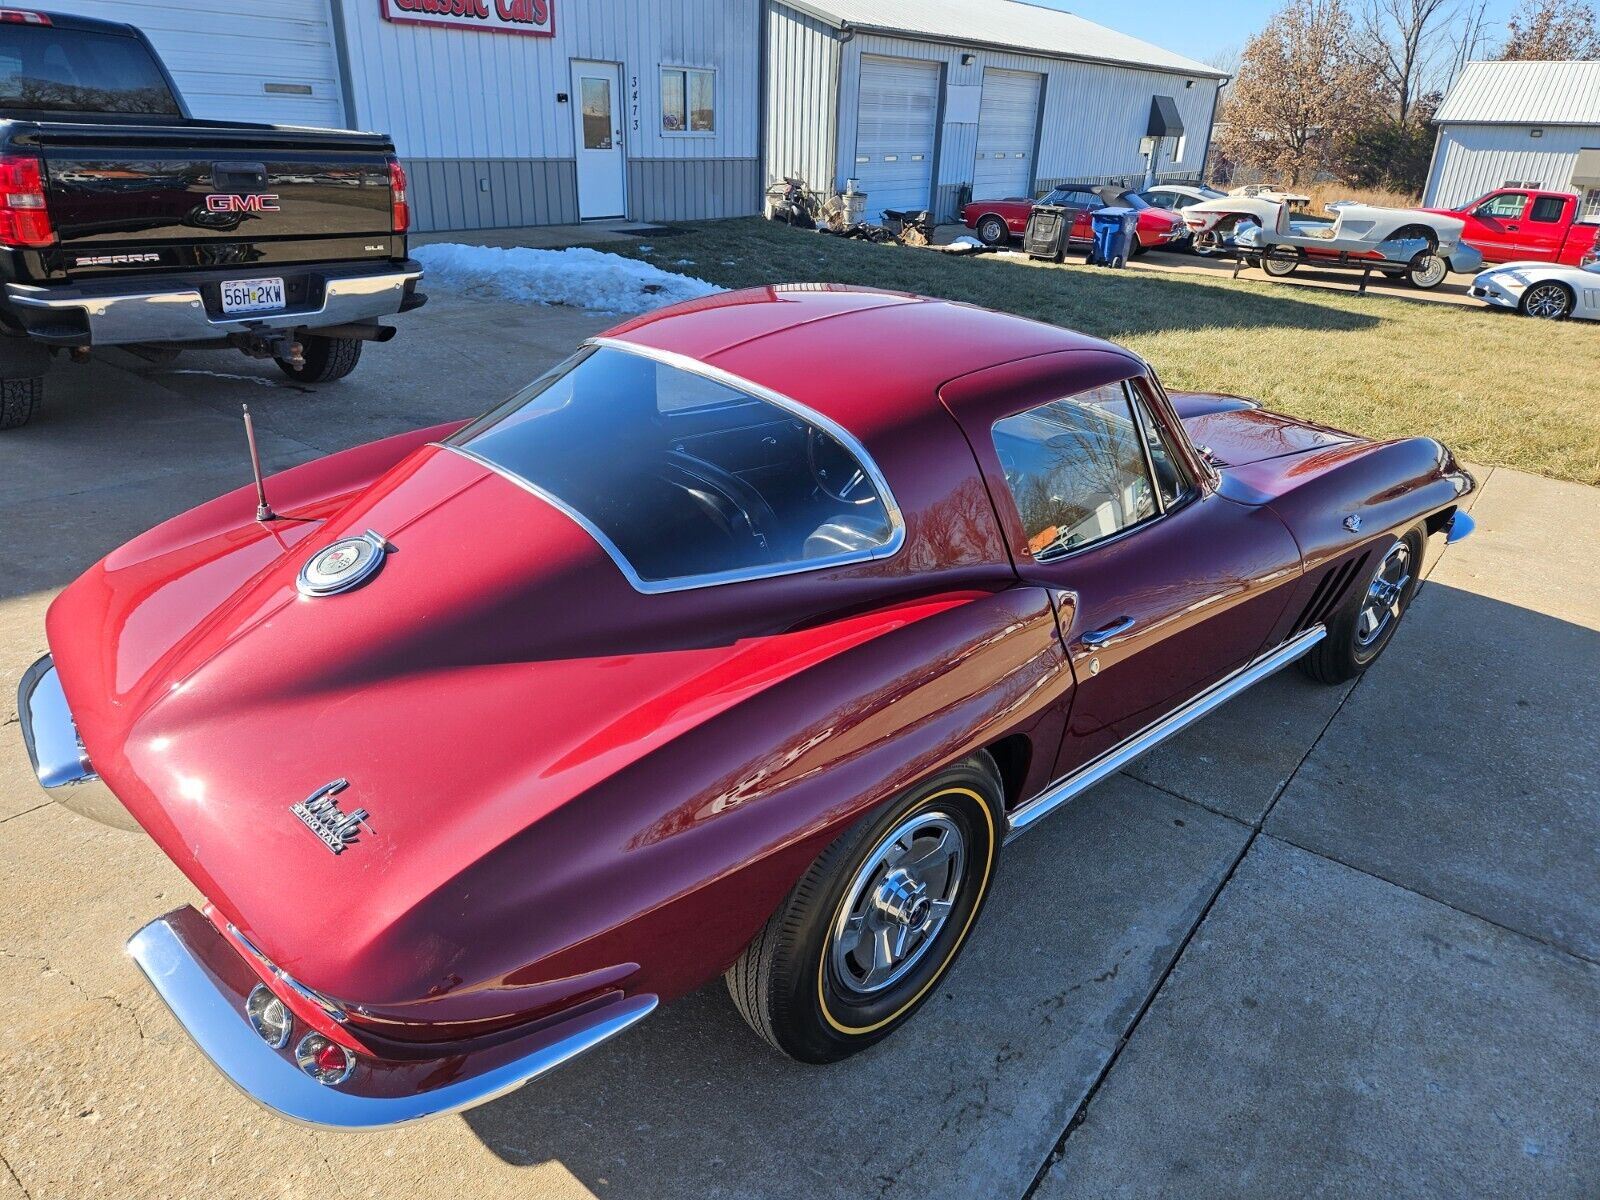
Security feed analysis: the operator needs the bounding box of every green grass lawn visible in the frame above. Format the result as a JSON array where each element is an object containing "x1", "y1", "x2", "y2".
[{"x1": 600, "y1": 218, "x2": 1600, "y2": 487}]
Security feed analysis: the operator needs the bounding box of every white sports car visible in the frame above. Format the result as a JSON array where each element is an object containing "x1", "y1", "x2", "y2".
[{"x1": 1470, "y1": 257, "x2": 1600, "y2": 321}]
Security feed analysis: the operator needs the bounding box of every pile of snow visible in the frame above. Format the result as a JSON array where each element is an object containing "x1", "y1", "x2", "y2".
[
  {"x1": 952, "y1": 234, "x2": 985, "y2": 248},
  {"x1": 413, "y1": 243, "x2": 723, "y2": 315}
]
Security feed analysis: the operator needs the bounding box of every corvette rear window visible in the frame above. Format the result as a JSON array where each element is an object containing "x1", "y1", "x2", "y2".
[{"x1": 446, "y1": 345, "x2": 899, "y2": 591}]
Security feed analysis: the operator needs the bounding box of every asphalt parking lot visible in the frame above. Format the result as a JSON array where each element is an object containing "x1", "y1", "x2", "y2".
[{"x1": 2, "y1": 287, "x2": 1597, "y2": 1200}]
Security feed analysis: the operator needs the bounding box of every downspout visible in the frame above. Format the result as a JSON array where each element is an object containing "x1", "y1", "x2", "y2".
[
  {"x1": 758, "y1": 0, "x2": 771, "y2": 211},
  {"x1": 326, "y1": 0, "x2": 362, "y2": 131}
]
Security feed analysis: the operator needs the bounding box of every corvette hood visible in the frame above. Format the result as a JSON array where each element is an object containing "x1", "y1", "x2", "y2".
[{"x1": 46, "y1": 442, "x2": 929, "y2": 1006}]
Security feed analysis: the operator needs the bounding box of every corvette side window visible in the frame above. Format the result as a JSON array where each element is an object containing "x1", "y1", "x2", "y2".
[{"x1": 992, "y1": 384, "x2": 1158, "y2": 561}]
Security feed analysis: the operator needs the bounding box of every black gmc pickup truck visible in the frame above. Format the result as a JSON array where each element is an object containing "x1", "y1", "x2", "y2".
[{"x1": 0, "y1": 9, "x2": 425, "y2": 429}]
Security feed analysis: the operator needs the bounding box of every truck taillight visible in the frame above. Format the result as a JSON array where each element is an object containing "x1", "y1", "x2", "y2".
[
  {"x1": 0, "y1": 155, "x2": 53, "y2": 248},
  {"x1": 387, "y1": 156, "x2": 409, "y2": 234},
  {"x1": 0, "y1": 10, "x2": 52, "y2": 24}
]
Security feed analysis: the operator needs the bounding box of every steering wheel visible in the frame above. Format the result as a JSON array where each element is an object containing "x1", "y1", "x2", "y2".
[{"x1": 807, "y1": 427, "x2": 877, "y2": 506}]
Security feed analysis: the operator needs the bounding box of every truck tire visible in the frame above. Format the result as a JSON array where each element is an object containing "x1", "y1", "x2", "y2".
[
  {"x1": 0, "y1": 374, "x2": 44, "y2": 430},
  {"x1": 277, "y1": 335, "x2": 362, "y2": 383}
]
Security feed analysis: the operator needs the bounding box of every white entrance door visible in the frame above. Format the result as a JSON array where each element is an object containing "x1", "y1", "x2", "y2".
[
  {"x1": 973, "y1": 69, "x2": 1043, "y2": 199},
  {"x1": 571, "y1": 60, "x2": 626, "y2": 219}
]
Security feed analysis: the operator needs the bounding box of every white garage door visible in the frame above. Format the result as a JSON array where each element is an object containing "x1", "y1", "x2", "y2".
[
  {"x1": 66, "y1": 0, "x2": 345, "y2": 128},
  {"x1": 973, "y1": 69, "x2": 1042, "y2": 199},
  {"x1": 854, "y1": 55, "x2": 941, "y2": 221}
]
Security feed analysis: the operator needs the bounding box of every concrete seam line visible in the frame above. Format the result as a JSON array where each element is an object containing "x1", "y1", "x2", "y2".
[
  {"x1": 0, "y1": 1151, "x2": 31, "y2": 1200},
  {"x1": 1259, "y1": 830, "x2": 1600, "y2": 971},
  {"x1": 1022, "y1": 661, "x2": 1368, "y2": 1197},
  {"x1": 1115, "y1": 769, "x2": 1253, "y2": 830},
  {"x1": 0, "y1": 801, "x2": 52, "y2": 827}
]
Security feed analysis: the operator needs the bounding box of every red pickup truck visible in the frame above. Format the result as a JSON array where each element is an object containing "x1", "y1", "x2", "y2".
[{"x1": 1424, "y1": 188, "x2": 1600, "y2": 265}]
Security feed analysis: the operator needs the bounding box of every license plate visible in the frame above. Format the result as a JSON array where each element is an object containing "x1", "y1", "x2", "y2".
[{"x1": 220, "y1": 277, "x2": 286, "y2": 314}]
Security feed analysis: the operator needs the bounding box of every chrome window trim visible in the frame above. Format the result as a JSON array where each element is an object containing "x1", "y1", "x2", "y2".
[
  {"x1": 437, "y1": 337, "x2": 906, "y2": 596},
  {"x1": 1124, "y1": 380, "x2": 1167, "y2": 517}
]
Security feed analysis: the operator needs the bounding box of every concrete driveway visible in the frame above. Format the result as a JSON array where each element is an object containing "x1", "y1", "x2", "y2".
[{"x1": 1, "y1": 288, "x2": 1596, "y2": 1200}]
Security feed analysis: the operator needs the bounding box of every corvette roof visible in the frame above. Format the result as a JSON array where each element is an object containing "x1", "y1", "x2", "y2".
[{"x1": 601, "y1": 286, "x2": 1137, "y2": 437}]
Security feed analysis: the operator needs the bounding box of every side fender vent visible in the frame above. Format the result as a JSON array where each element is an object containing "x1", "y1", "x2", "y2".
[{"x1": 1291, "y1": 550, "x2": 1371, "y2": 636}]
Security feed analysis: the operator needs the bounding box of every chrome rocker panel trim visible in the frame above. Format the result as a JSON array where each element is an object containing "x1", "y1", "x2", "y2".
[
  {"x1": 5, "y1": 264, "x2": 422, "y2": 347},
  {"x1": 127, "y1": 908, "x2": 658, "y2": 1130},
  {"x1": 1005, "y1": 624, "x2": 1327, "y2": 841}
]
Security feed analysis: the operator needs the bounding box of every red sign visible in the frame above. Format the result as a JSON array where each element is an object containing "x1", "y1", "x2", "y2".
[{"x1": 380, "y1": 0, "x2": 554, "y2": 37}]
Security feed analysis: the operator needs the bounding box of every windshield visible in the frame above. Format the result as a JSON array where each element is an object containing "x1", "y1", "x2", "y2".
[
  {"x1": 447, "y1": 345, "x2": 900, "y2": 591},
  {"x1": 0, "y1": 25, "x2": 180, "y2": 115},
  {"x1": 1196, "y1": 185, "x2": 1225, "y2": 199}
]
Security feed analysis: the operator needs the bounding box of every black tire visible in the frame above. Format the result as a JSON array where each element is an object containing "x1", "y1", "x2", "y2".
[
  {"x1": 1262, "y1": 249, "x2": 1301, "y2": 277},
  {"x1": 1406, "y1": 252, "x2": 1449, "y2": 289},
  {"x1": 975, "y1": 215, "x2": 1009, "y2": 247},
  {"x1": 1130, "y1": 238, "x2": 1148, "y2": 257},
  {"x1": 1519, "y1": 281, "x2": 1573, "y2": 320},
  {"x1": 726, "y1": 755, "x2": 1004, "y2": 1063},
  {"x1": 0, "y1": 374, "x2": 43, "y2": 430},
  {"x1": 276, "y1": 335, "x2": 363, "y2": 383},
  {"x1": 1299, "y1": 523, "x2": 1426, "y2": 685}
]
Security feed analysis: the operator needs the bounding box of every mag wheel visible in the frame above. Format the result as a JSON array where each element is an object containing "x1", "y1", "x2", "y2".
[
  {"x1": 976, "y1": 215, "x2": 1009, "y2": 246},
  {"x1": 1520, "y1": 282, "x2": 1573, "y2": 320},
  {"x1": 726, "y1": 756, "x2": 1003, "y2": 1063},
  {"x1": 1299, "y1": 523, "x2": 1425, "y2": 685}
]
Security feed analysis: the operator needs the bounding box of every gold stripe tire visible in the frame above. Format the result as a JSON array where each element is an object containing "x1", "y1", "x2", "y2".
[{"x1": 725, "y1": 755, "x2": 1004, "y2": 1063}]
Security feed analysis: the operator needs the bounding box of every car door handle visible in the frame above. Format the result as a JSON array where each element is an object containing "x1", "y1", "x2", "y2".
[
  {"x1": 1507, "y1": 223, "x2": 1519, "y2": 230},
  {"x1": 1079, "y1": 616, "x2": 1136, "y2": 647}
]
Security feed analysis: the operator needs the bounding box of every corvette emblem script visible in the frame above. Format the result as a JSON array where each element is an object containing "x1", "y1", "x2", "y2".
[{"x1": 291, "y1": 779, "x2": 371, "y2": 855}]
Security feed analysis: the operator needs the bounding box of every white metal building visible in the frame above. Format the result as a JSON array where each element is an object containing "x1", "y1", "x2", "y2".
[
  {"x1": 65, "y1": 0, "x2": 764, "y2": 231},
  {"x1": 766, "y1": 0, "x2": 1227, "y2": 221},
  {"x1": 1424, "y1": 60, "x2": 1600, "y2": 219}
]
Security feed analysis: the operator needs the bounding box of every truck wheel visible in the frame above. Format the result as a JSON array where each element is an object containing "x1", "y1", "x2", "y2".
[
  {"x1": 277, "y1": 335, "x2": 363, "y2": 383},
  {"x1": 0, "y1": 375, "x2": 44, "y2": 430},
  {"x1": 1298, "y1": 524, "x2": 1425, "y2": 685},
  {"x1": 726, "y1": 755, "x2": 1003, "y2": 1063}
]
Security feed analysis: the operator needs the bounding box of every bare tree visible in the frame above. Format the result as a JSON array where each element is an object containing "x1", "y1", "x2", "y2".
[
  {"x1": 1358, "y1": 0, "x2": 1458, "y2": 124},
  {"x1": 1500, "y1": 0, "x2": 1600, "y2": 57},
  {"x1": 1216, "y1": 0, "x2": 1381, "y2": 185}
]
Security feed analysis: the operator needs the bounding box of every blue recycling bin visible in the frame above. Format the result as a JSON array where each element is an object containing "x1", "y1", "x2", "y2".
[{"x1": 1089, "y1": 206, "x2": 1138, "y2": 267}]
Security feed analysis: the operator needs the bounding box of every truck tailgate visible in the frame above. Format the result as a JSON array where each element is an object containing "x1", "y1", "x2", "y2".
[{"x1": 34, "y1": 124, "x2": 396, "y2": 278}]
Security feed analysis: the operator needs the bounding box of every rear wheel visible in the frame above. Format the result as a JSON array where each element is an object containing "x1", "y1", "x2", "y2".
[
  {"x1": 1406, "y1": 253, "x2": 1448, "y2": 289},
  {"x1": 1192, "y1": 230, "x2": 1223, "y2": 257},
  {"x1": 726, "y1": 756, "x2": 1004, "y2": 1063},
  {"x1": 276, "y1": 335, "x2": 363, "y2": 383},
  {"x1": 1299, "y1": 524, "x2": 1425, "y2": 684},
  {"x1": 1520, "y1": 281, "x2": 1573, "y2": 320},
  {"x1": 975, "y1": 215, "x2": 1010, "y2": 247},
  {"x1": 1261, "y1": 248, "x2": 1301, "y2": 277},
  {"x1": 0, "y1": 374, "x2": 43, "y2": 430}
]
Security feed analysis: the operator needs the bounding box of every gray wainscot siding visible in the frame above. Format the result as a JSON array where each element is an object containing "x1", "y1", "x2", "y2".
[
  {"x1": 408, "y1": 159, "x2": 578, "y2": 233},
  {"x1": 627, "y1": 158, "x2": 763, "y2": 222}
]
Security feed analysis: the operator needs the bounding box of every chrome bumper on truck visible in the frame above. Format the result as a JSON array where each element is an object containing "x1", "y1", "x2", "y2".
[
  {"x1": 20, "y1": 655, "x2": 655, "y2": 1129},
  {"x1": 5, "y1": 260, "x2": 424, "y2": 347}
]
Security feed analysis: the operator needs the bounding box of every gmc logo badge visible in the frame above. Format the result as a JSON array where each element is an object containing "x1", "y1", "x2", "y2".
[{"x1": 206, "y1": 193, "x2": 280, "y2": 213}]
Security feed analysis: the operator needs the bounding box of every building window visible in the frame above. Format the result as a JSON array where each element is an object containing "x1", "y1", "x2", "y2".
[
  {"x1": 1173, "y1": 134, "x2": 1186, "y2": 164},
  {"x1": 1581, "y1": 188, "x2": 1600, "y2": 222},
  {"x1": 661, "y1": 67, "x2": 714, "y2": 134}
]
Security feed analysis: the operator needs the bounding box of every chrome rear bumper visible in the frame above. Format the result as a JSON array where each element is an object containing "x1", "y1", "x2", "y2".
[
  {"x1": 5, "y1": 261, "x2": 422, "y2": 347},
  {"x1": 16, "y1": 655, "x2": 136, "y2": 829},
  {"x1": 128, "y1": 907, "x2": 656, "y2": 1130}
]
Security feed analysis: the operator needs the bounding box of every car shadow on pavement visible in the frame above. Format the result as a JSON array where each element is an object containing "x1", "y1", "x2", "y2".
[{"x1": 456, "y1": 580, "x2": 1598, "y2": 1200}]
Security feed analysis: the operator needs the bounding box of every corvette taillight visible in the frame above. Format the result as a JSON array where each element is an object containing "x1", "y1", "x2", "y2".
[
  {"x1": 387, "y1": 155, "x2": 409, "y2": 234},
  {"x1": 0, "y1": 155, "x2": 53, "y2": 248}
]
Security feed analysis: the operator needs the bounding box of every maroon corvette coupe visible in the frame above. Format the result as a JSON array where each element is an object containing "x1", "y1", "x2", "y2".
[{"x1": 20, "y1": 286, "x2": 1473, "y2": 1128}]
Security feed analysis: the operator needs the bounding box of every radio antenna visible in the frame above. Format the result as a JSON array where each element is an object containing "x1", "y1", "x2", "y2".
[{"x1": 242, "y1": 403, "x2": 275, "y2": 522}]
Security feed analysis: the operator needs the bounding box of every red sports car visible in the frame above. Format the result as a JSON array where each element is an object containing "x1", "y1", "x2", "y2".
[
  {"x1": 963, "y1": 185, "x2": 1187, "y2": 251},
  {"x1": 20, "y1": 286, "x2": 1474, "y2": 1128}
]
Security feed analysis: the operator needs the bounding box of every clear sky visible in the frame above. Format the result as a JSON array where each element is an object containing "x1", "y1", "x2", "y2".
[{"x1": 1026, "y1": 0, "x2": 1521, "y2": 76}]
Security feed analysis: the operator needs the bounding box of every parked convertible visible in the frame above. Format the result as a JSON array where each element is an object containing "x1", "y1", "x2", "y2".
[
  {"x1": 1471, "y1": 254, "x2": 1600, "y2": 320},
  {"x1": 963, "y1": 184, "x2": 1185, "y2": 251},
  {"x1": 20, "y1": 287, "x2": 1474, "y2": 1128}
]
